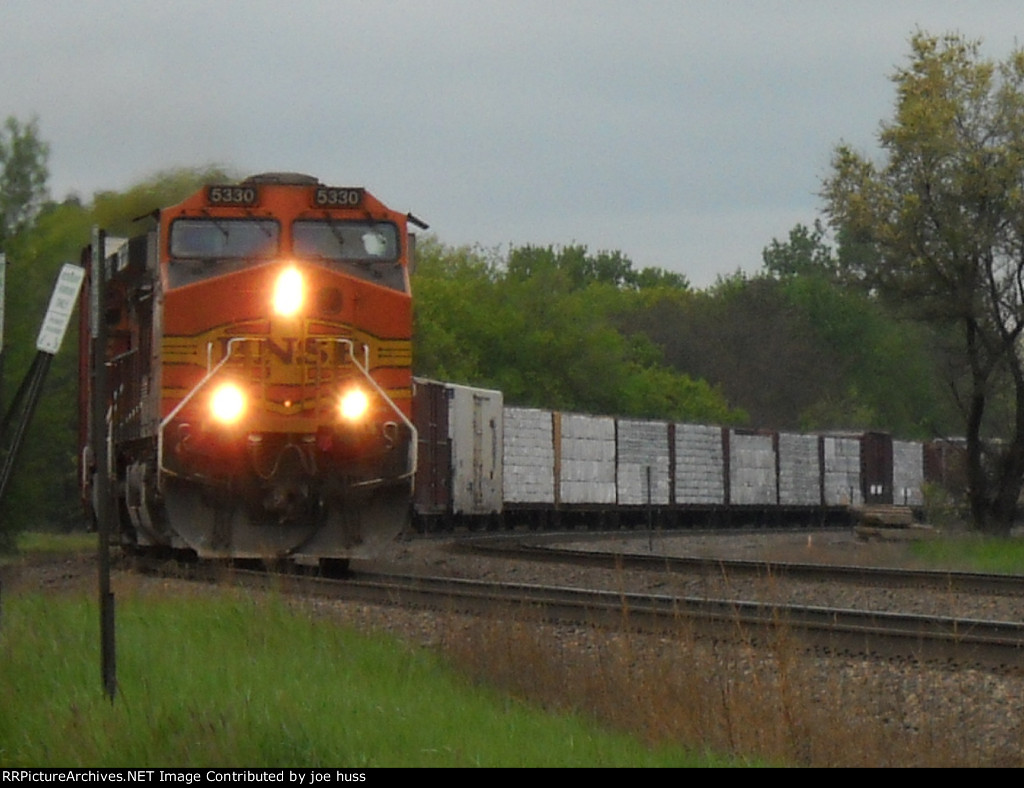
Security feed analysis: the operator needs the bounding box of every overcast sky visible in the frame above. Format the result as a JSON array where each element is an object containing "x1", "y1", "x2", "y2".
[{"x1": 2, "y1": 1, "x2": 1021, "y2": 287}]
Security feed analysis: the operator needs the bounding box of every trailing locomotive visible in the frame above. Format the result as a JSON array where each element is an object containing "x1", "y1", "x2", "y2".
[{"x1": 79, "y1": 173, "x2": 419, "y2": 563}]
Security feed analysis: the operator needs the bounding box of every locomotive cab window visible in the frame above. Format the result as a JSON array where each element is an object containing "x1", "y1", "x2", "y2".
[
  {"x1": 293, "y1": 219, "x2": 405, "y2": 291},
  {"x1": 168, "y1": 218, "x2": 280, "y2": 287}
]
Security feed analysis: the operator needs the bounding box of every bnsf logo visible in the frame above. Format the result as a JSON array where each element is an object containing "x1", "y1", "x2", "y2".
[{"x1": 216, "y1": 336, "x2": 352, "y2": 366}]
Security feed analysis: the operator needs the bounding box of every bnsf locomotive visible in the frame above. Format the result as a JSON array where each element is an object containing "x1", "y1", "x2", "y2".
[{"x1": 79, "y1": 173, "x2": 418, "y2": 563}]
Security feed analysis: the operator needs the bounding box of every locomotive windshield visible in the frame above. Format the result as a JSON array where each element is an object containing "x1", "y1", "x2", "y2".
[
  {"x1": 293, "y1": 220, "x2": 398, "y2": 261},
  {"x1": 168, "y1": 218, "x2": 280, "y2": 287},
  {"x1": 171, "y1": 218, "x2": 280, "y2": 259},
  {"x1": 293, "y1": 219, "x2": 405, "y2": 291}
]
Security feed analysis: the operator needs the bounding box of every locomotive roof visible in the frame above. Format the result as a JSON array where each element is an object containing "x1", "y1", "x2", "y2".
[{"x1": 240, "y1": 172, "x2": 320, "y2": 186}]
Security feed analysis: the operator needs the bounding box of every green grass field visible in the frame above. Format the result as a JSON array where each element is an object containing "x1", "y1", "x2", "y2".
[
  {"x1": 909, "y1": 533, "x2": 1024, "y2": 573},
  {"x1": 1, "y1": 531, "x2": 96, "y2": 562},
  {"x1": 6, "y1": 530, "x2": 1024, "y2": 766},
  {"x1": 0, "y1": 587, "x2": 724, "y2": 767}
]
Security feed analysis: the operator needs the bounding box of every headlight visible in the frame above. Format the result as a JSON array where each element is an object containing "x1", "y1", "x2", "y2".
[
  {"x1": 339, "y1": 387, "x2": 370, "y2": 422},
  {"x1": 210, "y1": 382, "x2": 246, "y2": 424},
  {"x1": 273, "y1": 265, "x2": 304, "y2": 317}
]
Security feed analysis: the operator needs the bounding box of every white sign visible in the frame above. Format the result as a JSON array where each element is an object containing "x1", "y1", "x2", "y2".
[{"x1": 36, "y1": 263, "x2": 86, "y2": 354}]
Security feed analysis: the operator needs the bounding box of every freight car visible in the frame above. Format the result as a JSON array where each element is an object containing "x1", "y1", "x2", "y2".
[
  {"x1": 412, "y1": 379, "x2": 928, "y2": 531},
  {"x1": 79, "y1": 173, "x2": 421, "y2": 563}
]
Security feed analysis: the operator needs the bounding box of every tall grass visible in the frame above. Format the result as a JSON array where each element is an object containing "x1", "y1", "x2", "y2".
[
  {"x1": 440, "y1": 604, "x2": 1024, "y2": 767},
  {"x1": 0, "y1": 588, "x2": 714, "y2": 767}
]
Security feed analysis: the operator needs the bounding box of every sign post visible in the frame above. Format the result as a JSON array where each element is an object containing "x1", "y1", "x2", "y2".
[
  {"x1": 88, "y1": 228, "x2": 117, "y2": 702},
  {"x1": 0, "y1": 262, "x2": 86, "y2": 511}
]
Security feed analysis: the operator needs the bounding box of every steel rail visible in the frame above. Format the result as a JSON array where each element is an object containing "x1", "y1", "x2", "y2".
[
  {"x1": 130, "y1": 557, "x2": 1024, "y2": 672},
  {"x1": 455, "y1": 536, "x2": 1024, "y2": 597}
]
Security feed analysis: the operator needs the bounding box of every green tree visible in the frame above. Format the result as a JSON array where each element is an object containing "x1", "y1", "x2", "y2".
[
  {"x1": 412, "y1": 238, "x2": 501, "y2": 383},
  {"x1": 506, "y1": 243, "x2": 689, "y2": 291},
  {"x1": 620, "y1": 266, "x2": 956, "y2": 437},
  {"x1": 762, "y1": 220, "x2": 838, "y2": 279},
  {"x1": 412, "y1": 239, "x2": 735, "y2": 422},
  {"x1": 91, "y1": 164, "x2": 232, "y2": 235},
  {"x1": 763, "y1": 220, "x2": 878, "y2": 290},
  {"x1": 781, "y1": 273, "x2": 955, "y2": 436},
  {"x1": 823, "y1": 32, "x2": 1024, "y2": 534},
  {"x1": 0, "y1": 116, "x2": 49, "y2": 251}
]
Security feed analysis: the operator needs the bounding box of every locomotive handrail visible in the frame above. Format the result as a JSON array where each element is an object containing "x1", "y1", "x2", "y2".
[
  {"x1": 105, "y1": 347, "x2": 138, "y2": 366},
  {"x1": 159, "y1": 336, "x2": 260, "y2": 430},
  {"x1": 155, "y1": 335, "x2": 417, "y2": 491},
  {"x1": 330, "y1": 337, "x2": 418, "y2": 488},
  {"x1": 156, "y1": 336, "x2": 263, "y2": 490}
]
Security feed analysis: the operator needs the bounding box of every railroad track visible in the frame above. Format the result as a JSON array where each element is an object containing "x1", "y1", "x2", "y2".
[
  {"x1": 127, "y1": 554, "x2": 1024, "y2": 673},
  {"x1": 455, "y1": 533, "x2": 1024, "y2": 596}
]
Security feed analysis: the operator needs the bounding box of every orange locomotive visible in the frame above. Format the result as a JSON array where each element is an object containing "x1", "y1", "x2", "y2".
[{"x1": 80, "y1": 173, "x2": 419, "y2": 563}]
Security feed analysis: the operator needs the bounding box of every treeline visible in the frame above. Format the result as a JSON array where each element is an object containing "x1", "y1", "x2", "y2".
[
  {"x1": 413, "y1": 237, "x2": 959, "y2": 439},
  {"x1": 412, "y1": 240, "x2": 742, "y2": 424}
]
